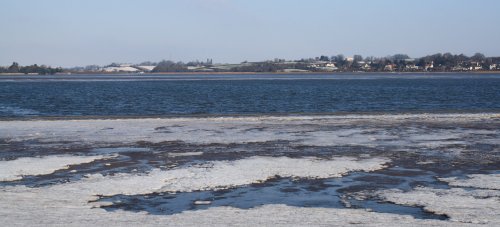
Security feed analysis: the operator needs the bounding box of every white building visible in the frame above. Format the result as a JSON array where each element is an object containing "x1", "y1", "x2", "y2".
[
  {"x1": 103, "y1": 65, "x2": 140, "y2": 73},
  {"x1": 425, "y1": 61, "x2": 434, "y2": 71},
  {"x1": 469, "y1": 62, "x2": 483, "y2": 71}
]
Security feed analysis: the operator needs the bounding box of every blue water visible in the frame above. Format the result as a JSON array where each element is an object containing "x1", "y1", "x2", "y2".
[{"x1": 0, "y1": 74, "x2": 499, "y2": 117}]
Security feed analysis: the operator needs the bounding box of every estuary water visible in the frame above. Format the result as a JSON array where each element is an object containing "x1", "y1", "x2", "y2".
[{"x1": 0, "y1": 73, "x2": 499, "y2": 117}]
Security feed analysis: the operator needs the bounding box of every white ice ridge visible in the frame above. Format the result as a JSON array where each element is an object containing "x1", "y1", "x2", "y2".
[
  {"x1": 439, "y1": 174, "x2": 500, "y2": 190},
  {"x1": 65, "y1": 156, "x2": 390, "y2": 196},
  {"x1": 1, "y1": 113, "x2": 498, "y2": 147},
  {"x1": 378, "y1": 173, "x2": 500, "y2": 225},
  {"x1": 0, "y1": 155, "x2": 113, "y2": 181}
]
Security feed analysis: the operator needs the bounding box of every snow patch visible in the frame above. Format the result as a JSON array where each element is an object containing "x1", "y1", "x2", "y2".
[
  {"x1": 0, "y1": 155, "x2": 113, "y2": 181},
  {"x1": 439, "y1": 174, "x2": 500, "y2": 190},
  {"x1": 379, "y1": 187, "x2": 500, "y2": 224}
]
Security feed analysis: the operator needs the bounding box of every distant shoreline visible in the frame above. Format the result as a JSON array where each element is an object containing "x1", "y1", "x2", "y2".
[
  {"x1": 1, "y1": 71, "x2": 500, "y2": 76},
  {"x1": 147, "y1": 71, "x2": 500, "y2": 75}
]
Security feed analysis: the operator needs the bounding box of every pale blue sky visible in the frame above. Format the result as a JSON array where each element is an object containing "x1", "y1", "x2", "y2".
[{"x1": 1, "y1": 0, "x2": 499, "y2": 67}]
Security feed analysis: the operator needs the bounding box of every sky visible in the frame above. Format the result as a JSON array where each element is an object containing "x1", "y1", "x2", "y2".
[{"x1": 1, "y1": 0, "x2": 500, "y2": 67}]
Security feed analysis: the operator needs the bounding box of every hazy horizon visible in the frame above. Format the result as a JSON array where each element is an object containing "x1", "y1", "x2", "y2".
[{"x1": 2, "y1": 0, "x2": 500, "y2": 67}]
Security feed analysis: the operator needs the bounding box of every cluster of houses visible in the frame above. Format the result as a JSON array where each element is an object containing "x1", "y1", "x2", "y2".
[
  {"x1": 307, "y1": 58, "x2": 499, "y2": 72},
  {"x1": 380, "y1": 60, "x2": 497, "y2": 72}
]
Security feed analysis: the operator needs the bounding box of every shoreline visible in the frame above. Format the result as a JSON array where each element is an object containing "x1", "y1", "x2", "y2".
[
  {"x1": 148, "y1": 71, "x2": 500, "y2": 75},
  {"x1": 1, "y1": 71, "x2": 500, "y2": 76}
]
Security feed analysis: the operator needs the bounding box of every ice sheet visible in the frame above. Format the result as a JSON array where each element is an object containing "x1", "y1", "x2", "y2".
[
  {"x1": 0, "y1": 155, "x2": 411, "y2": 226},
  {"x1": 0, "y1": 155, "x2": 112, "y2": 181},
  {"x1": 0, "y1": 188, "x2": 454, "y2": 226},
  {"x1": 1, "y1": 113, "x2": 497, "y2": 149},
  {"x1": 378, "y1": 174, "x2": 500, "y2": 225},
  {"x1": 61, "y1": 156, "x2": 390, "y2": 196},
  {"x1": 439, "y1": 174, "x2": 500, "y2": 190}
]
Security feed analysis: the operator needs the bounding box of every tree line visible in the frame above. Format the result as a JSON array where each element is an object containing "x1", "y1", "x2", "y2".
[{"x1": 0, "y1": 62, "x2": 63, "y2": 75}]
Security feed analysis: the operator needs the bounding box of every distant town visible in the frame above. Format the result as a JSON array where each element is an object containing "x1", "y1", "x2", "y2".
[{"x1": 1, "y1": 53, "x2": 500, "y2": 75}]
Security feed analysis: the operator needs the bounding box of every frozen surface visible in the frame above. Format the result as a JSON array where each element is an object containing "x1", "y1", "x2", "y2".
[
  {"x1": 0, "y1": 187, "x2": 455, "y2": 227},
  {"x1": 58, "y1": 156, "x2": 391, "y2": 196},
  {"x1": 0, "y1": 113, "x2": 498, "y2": 226},
  {"x1": 439, "y1": 174, "x2": 500, "y2": 190},
  {"x1": 0, "y1": 155, "x2": 112, "y2": 181},
  {"x1": 378, "y1": 174, "x2": 500, "y2": 225},
  {"x1": 0, "y1": 156, "x2": 407, "y2": 226},
  {"x1": 1, "y1": 113, "x2": 498, "y2": 148}
]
